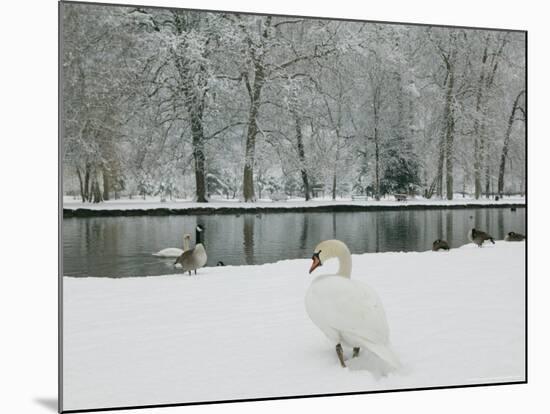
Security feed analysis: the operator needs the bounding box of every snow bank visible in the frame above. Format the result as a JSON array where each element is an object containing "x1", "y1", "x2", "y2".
[
  {"x1": 63, "y1": 241, "x2": 525, "y2": 411},
  {"x1": 63, "y1": 195, "x2": 525, "y2": 212}
]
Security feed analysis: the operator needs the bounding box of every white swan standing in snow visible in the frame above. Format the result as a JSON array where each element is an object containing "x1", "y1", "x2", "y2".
[
  {"x1": 153, "y1": 233, "x2": 191, "y2": 258},
  {"x1": 305, "y1": 239, "x2": 400, "y2": 369}
]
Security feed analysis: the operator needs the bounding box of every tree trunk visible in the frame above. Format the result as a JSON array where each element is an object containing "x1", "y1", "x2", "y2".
[
  {"x1": 474, "y1": 142, "x2": 481, "y2": 199},
  {"x1": 436, "y1": 132, "x2": 445, "y2": 198},
  {"x1": 475, "y1": 122, "x2": 488, "y2": 199},
  {"x1": 474, "y1": 34, "x2": 507, "y2": 199},
  {"x1": 76, "y1": 167, "x2": 85, "y2": 203},
  {"x1": 300, "y1": 166, "x2": 310, "y2": 201},
  {"x1": 484, "y1": 155, "x2": 491, "y2": 198},
  {"x1": 483, "y1": 142, "x2": 491, "y2": 198},
  {"x1": 102, "y1": 168, "x2": 110, "y2": 201},
  {"x1": 435, "y1": 41, "x2": 457, "y2": 200},
  {"x1": 83, "y1": 164, "x2": 91, "y2": 202},
  {"x1": 374, "y1": 134, "x2": 380, "y2": 200},
  {"x1": 520, "y1": 166, "x2": 525, "y2": 196},
  {"x1": 498, "y1": 90, "x2": 524, "y2": 196},
  {"x1": 444, "y1": 70, "x2": 456, "y2": 200},
  {"x1": 191, "y1": 113, "x2": 208, "y2": 202},
  {"x1": 474, "y1": 135, "x2": 483, "y2": 199},
  {"x1": 332, "y1": 131, "x2": 341, "y2": 201},
  {"x1": 91, "y1": 175, "x2": 103, "y2": 203},
  {"x1": 473, "y1": 41, "x2": 488, "y2": 200},
  {"x1": 243, "y1": 164, "x2": 255, "y2": 201},
  {"x1": 292, "y1": 109, "x2": 310, "y2": 201},
  {"x1": 361, "y1": 133, "x2": 368, "y2": 196},
  {"x1": 172, "y1": 44, "x2": 209, "y2": 203},
  {"x1": 242, "y1": 63, "x2": 265, "y2": 202},
  {"x1": 373, "y1": 89, "x2": 381, "y2": 201}
]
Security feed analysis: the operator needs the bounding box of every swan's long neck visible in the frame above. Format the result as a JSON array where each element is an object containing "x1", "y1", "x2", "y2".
[
  {"x1": 327, "y1": 241, "x2": 352, "y2": 278},
  {"x1": 336, "y1": 251, "x2": 352, "y2": 278},
  {"x1": 183, "y1": 235, "x2": 190, "y2": 251},
  {"x1": 313, "y1": 239, "x2": 353, "y2": 278}
]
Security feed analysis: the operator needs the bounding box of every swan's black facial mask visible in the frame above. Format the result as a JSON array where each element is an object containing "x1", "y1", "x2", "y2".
[{"x1": 309, "y1": 251, "x2": 322, "y2": 274}]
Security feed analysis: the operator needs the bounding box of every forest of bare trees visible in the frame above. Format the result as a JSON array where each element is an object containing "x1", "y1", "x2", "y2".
[{"x1": 62, "y1": 3, "x2": 526, "y2": 203}]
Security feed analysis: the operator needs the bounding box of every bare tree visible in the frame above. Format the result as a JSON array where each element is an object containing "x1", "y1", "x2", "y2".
[
  {"x1": 497, "y1": 90, "x2": 525, "y2": 196},
  {"x1": 62, "y1": 5, "x2": 526, "y2": 204}
]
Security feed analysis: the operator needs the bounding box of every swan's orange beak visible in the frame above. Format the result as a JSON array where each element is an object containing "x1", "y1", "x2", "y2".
[{"x1": 309, "y1": 255, "x2": 321, "y2": 274}]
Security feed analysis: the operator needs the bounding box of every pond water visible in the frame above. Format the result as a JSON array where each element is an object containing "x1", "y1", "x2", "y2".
[{"x1": 63, "y1": 207, "x2": 525, "y2": 277}]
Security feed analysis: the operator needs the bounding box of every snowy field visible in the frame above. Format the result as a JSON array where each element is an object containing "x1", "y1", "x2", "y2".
[
  {"x1": 63, "y1": 195, "x2": 526, "y2": 211},
  {"x1": 63, "y1": 241, "x2": 525, "y2": 411}
]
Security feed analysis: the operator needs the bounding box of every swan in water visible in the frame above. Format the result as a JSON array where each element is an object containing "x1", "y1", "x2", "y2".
[
  {"x1": 175, "y1": 224, "x2": 208, "y2": 275},
  {"x1": 153, "y1": 233, "x2": 191, "y2": 258},
  {"x1": 305, "y1": 239, "x2": 400, "y2": 370}
]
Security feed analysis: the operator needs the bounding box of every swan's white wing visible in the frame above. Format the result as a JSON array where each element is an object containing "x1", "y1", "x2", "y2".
[
  {"x1": 309, "y1": 276, "x2": 390, "y2": 345},
  {"x1": 152, "y1": 248, "x2": 184, "y2": 258}
]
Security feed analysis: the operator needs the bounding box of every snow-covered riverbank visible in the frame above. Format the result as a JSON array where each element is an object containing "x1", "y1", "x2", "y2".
[
  {"x1": 63, "y1": 241, "x2": 525, "y2": 411},
  {"x1": 63, "y1": 195, "x2": 526, "y2": 216}
]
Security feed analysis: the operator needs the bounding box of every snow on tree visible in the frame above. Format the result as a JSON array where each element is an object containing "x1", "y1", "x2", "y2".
[{"x1": 61, "y1": 3, "x2": 526, "y2": 203}]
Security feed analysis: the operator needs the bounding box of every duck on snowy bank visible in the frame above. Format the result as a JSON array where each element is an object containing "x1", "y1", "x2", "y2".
[
  {"x1": 305, "y1": 239, "x2": 400, "y2": 370},
  {"x1": 432, "y1": 239, "x2": 450, "y2": 251},
  {"x1": 153, "y1": 233, "x2": 191, "y2": 258},
  {"x1": 468, "y1": 228, "x2": 495, "y2": 247},
  {"x1": 175, "y1": 224, "x2": 208, "y2": 275},
  {"x1": 504, "y1": 231, "x2": 525, "y2": 241}
]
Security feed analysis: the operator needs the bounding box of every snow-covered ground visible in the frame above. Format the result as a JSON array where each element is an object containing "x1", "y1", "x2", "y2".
[
  {"x1": 63, "y1": 195, "x2": 526, "y2": 211},
  {"x1": 63, "y1": 241, "x2": 525, "y2": 411}
]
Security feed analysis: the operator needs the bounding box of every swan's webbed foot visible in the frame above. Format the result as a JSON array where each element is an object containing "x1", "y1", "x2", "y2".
[
  {"x1": 353, "y1": 347, "x2": 360, "y2": 358},
  {"x1": 336, "y1": 343, "x2": 346, "y2": 367},
  {"x1": 188, "y1": 271, "x2": 191, "y2": 276},
  {"x1": 194, "y1": 269, "x2": 197, "y2": 275}
]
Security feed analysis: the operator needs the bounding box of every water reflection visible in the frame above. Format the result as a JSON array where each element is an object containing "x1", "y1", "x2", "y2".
[
  {"x1": 299, "y1": 214, "x2": 309, "y2": 250},
  {"x1": 446, "y1": 210, "x2": 453, "y2": 243},
  {"x1": 63, "y1": 207, "x2": 526, "y2": 277},
  {"x1": 243, "y1": 215, "x2": 255, "y2": 265},
  {"x1": 498, "y1": 209, "x2": 504, "y2": 238}
]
